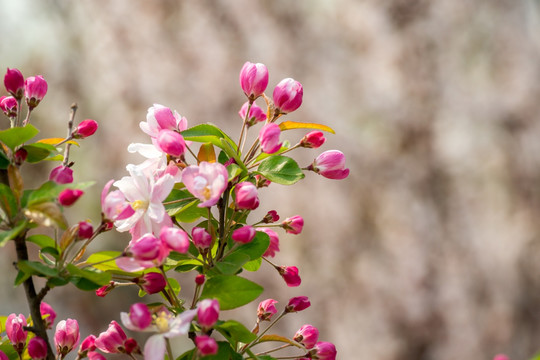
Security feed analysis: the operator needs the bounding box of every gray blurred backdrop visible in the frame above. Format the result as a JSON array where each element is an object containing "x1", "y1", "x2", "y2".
[{"x1": 2, "y1": 0, "x2": 540, "y2": 359}]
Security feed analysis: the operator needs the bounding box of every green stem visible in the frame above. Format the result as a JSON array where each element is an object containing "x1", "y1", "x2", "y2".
[
  {"x1": 241, "y1": 311, "x2": 286, "y2": 354},
  {"x1": 165, "y1": 338, "x2": 175, "y2": 360}
]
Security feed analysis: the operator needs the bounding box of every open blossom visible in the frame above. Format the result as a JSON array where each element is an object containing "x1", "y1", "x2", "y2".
[
  {"x1": 95, "y1": 321, "x2": 131, "y2": 354},
  {"x1": 182, "y1": 161, "x2": 228, "y2": 207},
  {"x1": 273, "y1": 78, "x2": 303, "y2": 113},
  {"x1": 259, "y1": 123, "x2": 282, "y2": 154},
  {"x1": 140, "y1": 104, "x2": 188, "y2": 141},
  {"x1": 113, "y1": 164, "x2": 175, "y2": 238},
  {"x1": 120, "y1": 308, "x2": 197, "y2": 360},
  {"x1": 309, "y1": 150, "x2": 349, "y2": 180},
  {"x1": 239, "y1": 62, "x2": 269, "y2": 100},
  {"x1": 101, "y1": 180, "x2": 135, "y2": 224}
]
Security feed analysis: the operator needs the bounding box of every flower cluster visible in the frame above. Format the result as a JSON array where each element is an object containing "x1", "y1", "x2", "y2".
[{"x1": 0, "y1": 63, "x2": 346, "y2": 360}]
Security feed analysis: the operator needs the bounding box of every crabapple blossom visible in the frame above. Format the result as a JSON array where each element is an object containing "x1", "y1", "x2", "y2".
[
  {"x1": 273, "y1": 78, "x2": 303, "y2": 113},
  {"x1": 28, "y1": 337, "x2": 48, "y2": 360},
  {"x1": 310, "y1": 341, "x2": 337, "y2": 360},
  {"x1": 139, "y1": 272, "x2": 167, "y2": 294},
  {"x1": 234, "y1": 181, "x2": 259, "y2": 210},
  {"x1": 160, "y1": 226, "x2": 190, "y2": 253},
  {"x1": 58, "y1": 189, "x2": 84, "y2": 206},
  {"x1": 238, "y1": 101, "x2": 266, "y2": 125},
  {"x1": 24, "y1": 75, "x2": 47, "y2": 108},
  {"x1": 101, "y1": 180, "x2": 134, "y2": 222},
  {"x1": 0, "y1": 352, "x2": 7, "y2": 360},
  {"x1": 78, "y1": 335, "x2": 97, "y2": 358},
  {"x1": 140, "y1": 104, "x2": 188, "y2": 141},
  {"x1": 192, "y1": 227, "x2": 212, "y2": 251},
  {"x1": 197, "y1": 299, "x2": 220, "y2": 329},
  {"x1": 262, "y1": 210, "x2": 280, "y2": 223},
  {"x1": 73, "y1": 119, "x2": 98, "y2": 138},
  {"x1": 49, "y1": 165, "x2": 73, "y2": 184},
  {"x1": 54, "y1": 319, "x2": 80, "y2": 356},
  {"x1": 6, "y1": 313, "x2": 28, "y2": 353},
  {"x1": 195, "y1": 274, "x2": 206, "y2": 285},
  {"x1": 0, "y1": 96, "x2": 17, "y2": 118},
  {"x1": 232, "y1": 225, "x2": 256, "y2": 244},
  {"x1": 259, "y1": 123, "x2": 282, "y2": 154},
  {"x1": 182, "y1": 161, "x2": 228, "y2": 207},
  {"x1": 4, "y1": 68, "x2": 24, "y2": 99},
  {"x1": 278, "y1": 265, "x2": 301, "y2": 287},
  {"x1": 259, "y1": 228, "x2": 280, "y2": 257},
  {"x1": 239, "y1": 62, "x2": 269, "y2": 100},
  {"x1": 257, "y1": 299, "x2": 278, "y2": 321},
  {"x1": 195, "y1": 335, "x2": 218, "y2": 356},
  {"x1": 129, "y1": 303, "x2": 152, "y2": 330},
  {"x1": 95, "y1": 321, "x2": 129, "y2": 354},
  {"x1": 156, "y1": 129, "x2": 186, "y2": 157},
  {"x1": 300, "y1": 131, "x2": 326, "y2": 148},
  {"x1": 40, "y1": 301, "x2": 56, "y2": 329},
  {"x1": 282, "y1": 215, "x2": 304, "y2": 234},
  {"x1": 294, "y1": 325, "x2": 319, "y2": 349},
  {"x1": 309, "y1": 150, "x2": 349, "y2": 180},
  {"x1": 78, "y1": 221, "x2": 93, "y2": 239},
  {"x1": 286, "y1": 296, "x2": 311, "y2": 313}
]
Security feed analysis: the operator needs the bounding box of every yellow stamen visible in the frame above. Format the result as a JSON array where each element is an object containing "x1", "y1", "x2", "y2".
[{"x1": 131, "y1": 200, "x2": 149, "y2": 211}]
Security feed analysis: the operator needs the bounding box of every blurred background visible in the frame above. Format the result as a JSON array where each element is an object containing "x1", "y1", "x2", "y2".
[{"x1": 2, "y1": 0, "x2": 540, "y2": 359}]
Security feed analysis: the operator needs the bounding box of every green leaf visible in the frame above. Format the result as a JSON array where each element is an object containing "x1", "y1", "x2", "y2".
[
  {"x1": 66, "y1": 264, "x2": 111, "y2": 286},
  {"x1": 220, "y1": 138, "x2": 248, "y2": 173},
  {"x1": 26, "y1": 234, "x2": 56, "y2": 249},
  {"x1": 174, "y1": 200, "x2": 207, "y2": 223},
  {"x1": 216, "y1": 252, "x2": 250, "y2": 275},
  {"x1": 231, "y1": 231, "x2": 269, "y2": 261},
  {"x1": 0, "y1": 124, "x2": 39, "y2": 150},
  {"x1": 22, "y1": 143, "x2": 58, "y2": 163},
  {"x1": 227, "y1": 163, "x2": 243, "y2": 181},
  {"x1": 256, "y1": 155, "x2": 305, "y2": 185},
  {"x1": 215, "y1": 320, "x2": 257, "y2": 345},
  {"x1": 0, "y1": 342, "x2": 19, "y2": 360},
  {"x1": 182, "y1": 123, "x2": 237, "y2": 150},
  {"x1": 47, "y1": 276, "x2": 70, "y2": 288},
  {"x1": 0, "y1": 220, "x2": 27, "y2": 247},
  {"x1": 0, "y1": 150, "x2": 9, "y2": 169},
  {"x1": 86, "y1": 251, "x2": 144, "y2": 276},
  {"x1": 26, "y1": 180, "x2": 94, "y2": 206},
  {"x1": 200, "y1": 275, "x2": 263, "y2": 310},
  {"x1": 243, "y1": 258, "x2": 262, "y2": 272},
  {"x1": 14, "y1": 269, "x2": 31, "y2": 286},
  {"x1": 18, "y1": 260, "x2": 58, "y2": 277},
  {"x1": 166, "y1": 277, "x2": 181, "y2": 297},
  {"x1": 0, "y1": 183, "x2": 18, "y2": 220},
  {"x1": 164, "y1": 189, "x2": 195, "y2": 216}
]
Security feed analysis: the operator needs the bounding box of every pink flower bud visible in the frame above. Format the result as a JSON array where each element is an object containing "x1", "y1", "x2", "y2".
[
  {"x1": 255, "y1": 174, "x2": 271, "y2": 188},
  {"x1": 78, "y1": 335, "x2": 97, "y2": 356},
  {"x1": 73, "y1": 119, "x2": 98, "y2": 139},
  {"x1": 95, "y1": 282, "x2": 115, "y2": 297},
  {"x1": 124, "y1": 338, "x2": 139, "y2": 355},
  {"x1": 0, "y1": 96, "x2": 18, "y2": 118},
  {"x1": 294, "y1": 325, "x2": 319, "y2": 349},
  {"x1": 14, "y1": 148, "x2": 27, "y2": 165},
  {"x1": 129, "y1": 303, "x2": 152, "y2": 330},
  {"x1": 78, "y1": 221, "x2": 93, "y2": 239},
  {"x1": 259, "y1": 123, "x2": 282, "y2": 154},
  {"x1": 192, "y1": 227, "x2": 212, "y2": 251},
  {"x1": 238, "y1": 102, "x2": 267, "y2": 125},
  {"x1": 139, "y1": 272, "x2": 166, "y2": 294},
  {"x1": 55, "y1": 319, "x2": 80, "y2": 356},
  {"x1": 234, "y1": 181, "x2": 259, "y2": 210},
  {"x1": 493, "y1": 356, "x2": 510, "y2": 360},
  {"x1": 195, "y1": 274, "x2": 206, "y2": 285},
  {"x1": 278, "y1": 266, "x2": 301, "y2": 287},
  {"x1": 130, "y1": 234, "x2": 161, "y2": 261},
  {"x1": 88, "y1": 351, "x2": 106, "y2": 360},
  {"x1": 197, "y1": 299, "x2": 220, "y2": 329},
  {"x1": 28, "y1": 337, "x2": 48, "y2": 360},
  {"x1": 257, "y1": 299, "x2": 278, "y2": 321},
  {"x1": 273, "y1": 78, "x2": 303, "y2": 113},
  {"x1": 58, "y1": 189, "x2": 84, "y2": 206},
  {"x1": 95, "y1": 321, "x2": 127, "y2": 354},
  {"x1": 239, "y1": 62, "x2": 269, "y2": 100},
  {"x1": 40, "y1": 301, "x2": 57, "y2": 329},
  {"x1": 195, "y1": 335, "x2": 218, "y2": 356},
  {"x1": 0, "y1": 352, "x2": 8, "y2": 360},
  {"x1": 49, "y1": 165, "x2": 73, "y2": 184},
  {"x1": 232, "y1": 225, "x2": 256, "y2": 244},
  {"x1": 286, "y1": 296, "x2": 311, "y2": 313},
  {"x1": 310, "y1": 341, "x2": 337, "y2": 360},
  {"x1": 182, "y1": 161, "x2": 228, "y2": 207},
  {"x1": 300, "y1": 131, "x2": 326, "y2": 149},
  {"x1": 262, "y1": 210, "x2": 279, "y2": 224},
  {"x1": 4, "y1": 68, "x2": 24, "y2": 99},
  {"x1": 259, "y1": 228, "x2": 280, "y2": 257},
  {"x1": 282, "y1": 215, "x2": 304, "y2": 235},
  {"x1": 6, "y1": 313, "x2": 28, "y2": 352},
  {"x1": 24, "y1": 75, "x2": 47, "y2": 109},
  {"x1": 157, "y1": 129, "x2": 186, "y2": 157},
  {"x1": 160, "y1": 226, "x2": 190, "y2": 253},
  {"x1": 309, "y1": 150, "x2": 349, "y2": 180}
]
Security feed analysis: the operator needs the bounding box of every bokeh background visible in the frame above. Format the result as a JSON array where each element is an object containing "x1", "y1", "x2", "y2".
[{"x1": 2, "y1": 0, "x2": 540, "y2": 359}]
